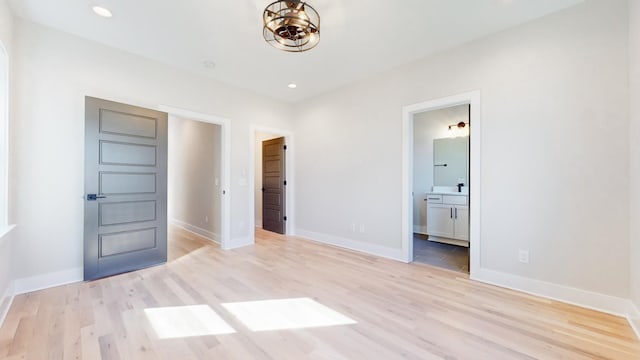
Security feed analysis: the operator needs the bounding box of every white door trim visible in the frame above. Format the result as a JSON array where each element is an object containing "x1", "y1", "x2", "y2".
[
  {"x1": 0, "y1": 41, "x2": 9, "y2": 230},
  {"x1": 249, "y1": 125, "x2": 295, "y2": 242},
  {"x1": 401, "y1": 90, "x2": 481, "y2": 277},
  {"x1": 158, "y1": 105, "x2": 231, "y2": 250}
]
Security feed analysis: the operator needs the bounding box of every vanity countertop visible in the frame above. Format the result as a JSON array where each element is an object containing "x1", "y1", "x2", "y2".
[
  {"x1": 427, "y1": 191, "x2": 468, "y2": 196},
  {"x1": 430, "y1": 186, "x2": 468, "y2": 195}
]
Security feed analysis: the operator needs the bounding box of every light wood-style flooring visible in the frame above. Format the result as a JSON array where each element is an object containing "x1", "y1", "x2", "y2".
[{"x1": 0, "y1": 227, "x2": 639, "y2": 359}]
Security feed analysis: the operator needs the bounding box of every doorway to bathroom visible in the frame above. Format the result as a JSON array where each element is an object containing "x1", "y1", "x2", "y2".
[
  {"x1": 401, "y1": 91, "x2": 481, "y2": 277},
  {"x1": 412, "y1": 105, "x2": 470, "y2": 273}
]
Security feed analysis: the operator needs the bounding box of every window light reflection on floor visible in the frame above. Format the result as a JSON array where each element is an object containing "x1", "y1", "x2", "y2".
[
  {"x1": 144, "y1": 305, "x2": 236, "y2": 339},
  {"x1": 221, "y1": 297, "x2": 357, "y2": 332}
]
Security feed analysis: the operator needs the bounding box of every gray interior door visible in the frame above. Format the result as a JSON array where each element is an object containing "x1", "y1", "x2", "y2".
[
  {"x1": 84, "y1": 97, "x2": 168, "y2": 281},
  {"x1": 262, "y1": 137, "x2": 286, "y2": 234}
]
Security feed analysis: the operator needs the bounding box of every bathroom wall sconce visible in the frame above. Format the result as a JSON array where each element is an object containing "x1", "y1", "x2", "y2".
[
  {"x1": 447, "y1": 121, "x2": 470, "y2": 138},
  {"x1": 448, "y1": 121, "x2": 469, "y2": 131}
]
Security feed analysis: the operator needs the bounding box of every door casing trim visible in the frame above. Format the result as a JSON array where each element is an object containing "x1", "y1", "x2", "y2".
[{"x1": 401, "y1": 90, "x2": 481, "y2": 277}]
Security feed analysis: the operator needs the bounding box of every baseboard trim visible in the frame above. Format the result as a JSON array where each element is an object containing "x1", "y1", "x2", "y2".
[
  {"x1": 473, "y1": 267, "x2": 633, "y2": 318},
  {"x1": 295, "y1": 229, "x2": 405, "y2": 262},
  {"x1": 223, "y1": 236, "x2": 253, "y2": 250},
  {"x1": 14, "y1": 267, "x2": 83, "y2": 295},
  {"x1": 0, "y1": 224, "x2": 16, "y2": 248},
  {"x1": 412, "y1": 225, "x2": 427, "y2": 235},
  {"x1": 0, "y1": 280, "x2": 14, "y2": 328},
  {"x1": 628, "y1": 302, "x2": 640, "y2": 339},
  {"x1": 171, "y1": 219, "x2": 220, "y2": 243}
]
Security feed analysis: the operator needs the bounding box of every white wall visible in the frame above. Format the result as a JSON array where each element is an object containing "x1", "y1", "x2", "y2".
[
  {"x1": 168, "y1": 117, "x2": 221, "y2": 240},
  {"x1": 629, "y1": 0, "x2": 640, "y2": 316},
  {"x1": 294, "y1": 0, "x2": 630, "y2": 298},
  {"x1": 10, "y1": 19, "x2": 293, "y2": 285},
  {"x1": 413, "y1": 106, "x2": 467, "y2": 234},
  {"x1": 0, "y1": 0, "x2": 13, "y2": 325},
  {"x1": 0, "y1": 0, "x2": 9, "y2": 230},
  {"x1": 254, "y1": 131, "x2": 280, "y2": 228},
  {"x1": 0, "y1": 0, "x2": 10, "y2": 52}
]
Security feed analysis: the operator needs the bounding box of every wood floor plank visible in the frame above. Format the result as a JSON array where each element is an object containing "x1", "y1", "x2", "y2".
[{"x1": 0, "y1": 226, "x2": 638, "y2": 359}]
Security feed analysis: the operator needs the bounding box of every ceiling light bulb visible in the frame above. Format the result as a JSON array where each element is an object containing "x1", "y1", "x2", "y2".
[
  {"x1": 288, "y1": 83, "x2": 297, "y2": 89},
  {"x1": 92, "y1": 6, "x2": 113, "y2": 18}
]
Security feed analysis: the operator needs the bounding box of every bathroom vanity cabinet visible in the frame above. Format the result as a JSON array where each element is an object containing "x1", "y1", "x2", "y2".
[{"x1": 426, "y1": 193, "x2": 469, "y2": 247}]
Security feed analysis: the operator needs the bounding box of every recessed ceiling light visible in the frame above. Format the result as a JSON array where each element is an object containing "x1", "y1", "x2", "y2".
[
  {"x1": 92, "y1": 6, "x2": 113, "y2": 18},
  {"x1": 203, "y1": 60, "x2": 216, "y2": 69},
  {"x1": 288, "y1": 83, "x2": 297, "y2": 89}
]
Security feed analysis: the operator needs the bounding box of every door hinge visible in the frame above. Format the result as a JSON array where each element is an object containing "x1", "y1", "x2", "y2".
[
  {"x1": 284, "y1": 145, "x2": 287, "y2": 150},
  {"x1": 284, "y1": 216, "x2": 287, "y2": 221},
  {"x1": 284, "y1": 180, "x2": 287, "y2": 186}
]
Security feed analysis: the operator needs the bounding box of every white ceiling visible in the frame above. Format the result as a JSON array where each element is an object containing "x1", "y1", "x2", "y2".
[{"x1": 8, "y1": 0, "x2": 583, "y2": 103}]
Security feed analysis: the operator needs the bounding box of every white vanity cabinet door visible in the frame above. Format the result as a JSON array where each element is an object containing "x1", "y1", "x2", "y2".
[
  {"x1": 426, "y1": 204, "x2": 455, "y2": 238},
  {"x1": 453, "y1": 206, "x2": 469, "y2": 241}
]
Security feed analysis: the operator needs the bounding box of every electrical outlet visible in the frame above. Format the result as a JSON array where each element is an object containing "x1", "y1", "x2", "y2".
[
  {"x1": 518, "y1": 250, "x2": 529, "y2": 264},
  {"x1": 359, "y1": 224, "x2": 365, "y2": 233},
  {"x1": 205, "y1": 216, "x2": 209, "y2": 223},
  {"x1": 351, "y1": 223, "x2": 356, "y2": 232}
]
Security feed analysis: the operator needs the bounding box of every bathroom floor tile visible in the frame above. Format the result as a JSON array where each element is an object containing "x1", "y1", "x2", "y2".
[{"x1": 413, "y1": 235, "x2": 469, "y2": 274}]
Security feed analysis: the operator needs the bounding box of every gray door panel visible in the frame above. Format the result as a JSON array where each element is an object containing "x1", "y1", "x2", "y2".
[
  {"x1": 84, "y1": 97, "x2": 168, "y2": 280},
  {"x1": 99, "y1": 201, "x2": 157, "y2": 226},
  {"x1": 100, "y1": 141, "x2": 157, "y2": 166}
]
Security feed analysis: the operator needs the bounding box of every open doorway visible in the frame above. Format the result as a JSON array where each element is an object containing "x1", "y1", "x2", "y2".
[
  {"x1": 412, "y1": 105, "x2": 470, "y2": 273},
  {"x1": 402, "y1": 91, "x2": 481, "y2": 277},
  {"x1": 255, "y1": 132, "x2": 285, "y2": 234},
  {"x1": 250, "y1": 126, "x2": 295, "y2": 243},
  {"x1": 167, "y1": 113, "x2": 227, "y2": 260}
]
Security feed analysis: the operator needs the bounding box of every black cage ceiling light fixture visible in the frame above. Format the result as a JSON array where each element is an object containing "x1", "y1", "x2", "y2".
[{"x1": 263, "y1": 0, "x2": 320, "y2": 52}]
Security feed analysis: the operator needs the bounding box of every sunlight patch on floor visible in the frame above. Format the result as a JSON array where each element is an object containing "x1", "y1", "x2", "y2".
[
  {"x1": 222, "y1": 297, "x2": 357, "y2": 332},
  {"x1": 144, "y1": 305, "x2": 236, "y2": 339}
]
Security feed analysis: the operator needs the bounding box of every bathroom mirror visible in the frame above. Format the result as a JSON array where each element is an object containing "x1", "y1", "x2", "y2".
[{"x1": 433, "y1": 137, "x2": 469, "y2": 186}]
